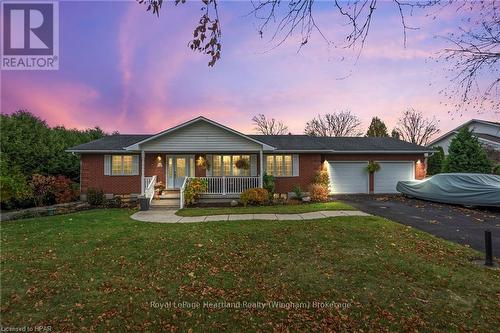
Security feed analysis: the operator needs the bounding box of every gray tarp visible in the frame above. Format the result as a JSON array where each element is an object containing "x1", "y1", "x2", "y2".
[{"x1": 397, "y1": 173, "x2": 500, "y2": 207}]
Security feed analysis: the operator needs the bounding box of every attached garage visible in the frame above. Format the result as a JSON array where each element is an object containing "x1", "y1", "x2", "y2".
[
  {"x1": 328, "y1": 161, "x2": 369, "y2": 194},
  {"x1": 374, "y1": 161, "x2": 414, "y2": 193}
]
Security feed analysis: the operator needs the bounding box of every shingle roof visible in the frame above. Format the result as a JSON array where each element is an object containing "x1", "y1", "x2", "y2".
[
  {"x1": 248, "y1": 135, "x2": 431, "y2": 152},
  {"x1": 68, "y1": 133, "x2": 431, "y2": 152},
  {"x1": 67, "y1": 134, "x2": 152, "y2": 151}
]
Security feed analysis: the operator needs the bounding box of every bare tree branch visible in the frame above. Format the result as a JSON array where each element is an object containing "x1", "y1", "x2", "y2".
[
  {"x1": 438, "y1": 1, "x2": 499, "y2": 114},
  {"x1": 252, "y1": 114, "x2": 289, "y2": 135},
  {"x1": 395, "y1": 108, "x2": 440, "y2": 145},
  {"x1": 304, "y1": 111, "x2": 362, "y2": 137}
]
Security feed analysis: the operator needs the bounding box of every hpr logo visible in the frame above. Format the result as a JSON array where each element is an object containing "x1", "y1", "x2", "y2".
[{"x1": 1, "y1": 1, "x2": 59, "y2": 70}]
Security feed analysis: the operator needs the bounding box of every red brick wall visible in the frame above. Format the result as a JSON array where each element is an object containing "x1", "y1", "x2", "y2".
[
  {"x1": 80, "y1": 154, "x2": 141, "y2": 195},
  {"x1": 80, "y1": 152, "x2": 426, "y2": 195},
  {"x1": 145, "y1": 153, "x2": 166, "y2": 185},
  {"x1": 274, "y1": 154, "x2": 322, "y2": 193}
]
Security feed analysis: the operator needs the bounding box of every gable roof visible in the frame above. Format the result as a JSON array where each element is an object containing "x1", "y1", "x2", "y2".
[
  {"x1": 249, "y1": 135, "x2": 432, "y2": 153},
  {"x1": 124, "y1": 116, "x2": 275, "y2": 151},
  {"x1": 428, "y1": 118, "x2": 500, "y2": 146},
  {"x1": 67, "y1": 116, "x2": 432, "y2": 153}
]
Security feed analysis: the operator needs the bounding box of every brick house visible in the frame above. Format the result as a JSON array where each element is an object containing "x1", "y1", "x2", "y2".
[{"x1": 67, "y1": 116, "x2": 431, "y2": 207}]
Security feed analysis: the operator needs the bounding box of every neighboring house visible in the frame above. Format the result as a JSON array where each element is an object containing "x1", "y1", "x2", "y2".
[
  {"x1": 428, "y1": 119, "x2": 500, "y2": 157},
  {"x1": 67, "y1": 116, "x2": 431, "y2": 207}
]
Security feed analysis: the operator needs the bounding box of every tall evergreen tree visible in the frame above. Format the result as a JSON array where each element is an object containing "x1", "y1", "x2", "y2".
[
  {"x1": 366, "y1": 117, "x2": 389, "y2": 137},
  {"x1": 427, "y1": 146, "x2": 445, "y2": 175},
  {"x1": 443, "y1": 127, "x2": 492, "y2": 173}
]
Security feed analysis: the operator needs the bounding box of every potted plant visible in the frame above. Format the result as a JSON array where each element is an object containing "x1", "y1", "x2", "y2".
[
  {"x1": 366, "y1": 161, "x2": 381, "y2": 173},
  {"x1": 235, "y1": 157, "x2": 250, "y2": 170},
  {"x1": 154, "y1": 182, "x2": 165, "y2": 196}
]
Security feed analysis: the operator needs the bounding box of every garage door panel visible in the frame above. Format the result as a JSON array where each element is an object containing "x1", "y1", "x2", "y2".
[
  {"x1": 328, "y1": 162, "x2": 368, "y2": 194},
  {"x1": 374, "y1": 162, "x2": 414, "y2": 193}
]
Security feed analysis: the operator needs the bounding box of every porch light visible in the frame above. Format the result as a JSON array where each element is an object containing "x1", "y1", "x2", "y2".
[
  {"x1": 416, "y1": 159, "x2": 422, "y2": 164},
  {"x1": 156, "y1": 155, "x2": 163, "y2": 168}
]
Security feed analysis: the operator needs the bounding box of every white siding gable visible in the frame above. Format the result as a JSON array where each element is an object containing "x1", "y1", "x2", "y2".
[{"x1": 140, "y1": 120, "x2": 262, "y2": 152}]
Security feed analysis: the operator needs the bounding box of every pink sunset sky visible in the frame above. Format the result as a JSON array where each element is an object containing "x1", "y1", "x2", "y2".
[{"x1": 1, "y1": 1, "x2": 498, "y2": 136}]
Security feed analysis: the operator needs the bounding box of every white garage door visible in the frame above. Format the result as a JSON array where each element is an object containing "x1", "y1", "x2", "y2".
[
  {"x1": 374, "y1": 162, "x2": 414, "y2": 194},
  {"x1": 328, "y1": 162, "x2": 369, "y2": 194}
]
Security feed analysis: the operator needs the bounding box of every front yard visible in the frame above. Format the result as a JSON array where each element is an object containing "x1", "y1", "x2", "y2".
[
  {"x1": 177, "y1": 201, "x2": 355, "y2": 216},
  {"x1": 1, "y1": 209, "x2": 499, "y2": 331}
]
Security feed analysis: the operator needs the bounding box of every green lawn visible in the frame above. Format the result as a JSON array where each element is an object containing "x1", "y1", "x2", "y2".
[
  {"x1": 1, "y1": 209, "x2": 499, "y2": 332},
  {"x1": 177, "y1": 201, "x2": 355, "y2": 216}
]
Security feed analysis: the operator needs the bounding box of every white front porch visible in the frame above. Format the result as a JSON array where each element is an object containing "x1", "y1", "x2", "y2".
[{"x1": 144, "y1": 175, "x2": 260, "y2": 209}]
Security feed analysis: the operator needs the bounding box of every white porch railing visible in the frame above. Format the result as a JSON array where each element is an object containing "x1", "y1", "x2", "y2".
[
  {"x1": 180, "y1": 176, "x2": 260, "y2": 209},
  {"x1": 196, "y1": 176, "x2": 260, "y2": 195},
  {"x1": 144, "y1": 175, "x2": 157, "y2": 203},
  {"x1": 179, "y1": 177, "x2": 189, "y2": 209}
]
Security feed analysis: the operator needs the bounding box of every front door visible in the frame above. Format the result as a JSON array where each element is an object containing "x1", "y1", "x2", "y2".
[{"x1": 166, "y1": 155, "x2": 192, "y2": 189}]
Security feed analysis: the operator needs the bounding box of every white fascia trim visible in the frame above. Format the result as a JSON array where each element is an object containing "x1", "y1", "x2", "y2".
[
  {"x1": 477, "y1": 137, "x2": 500, "y2": 147},
  {"x1": 65, "y1": 149, "x2": 138, "y2": 153},
  {"x1": 428, "y1": 119, "x2": 500, "y2": 146},
  {"x1": 123, "y1": 116, "x2": 276, "y2": 151},
  {"x1": 325, "y1": 150, "x2": 433, "y2": 154}
]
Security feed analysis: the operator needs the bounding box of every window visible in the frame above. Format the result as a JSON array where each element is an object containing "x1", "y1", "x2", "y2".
[
  {"x1": 212, "y1": 155, "x2": 222, "y2": 176},
  {"x1": 211, "y1": 155, "x2": 251, "y2": 176},
  {"x1": 266, "y1": 155, "x2": 293, "y2": 176},
  {"x1": 111, "y1": 155, "x2": 136, "y2": 176}
]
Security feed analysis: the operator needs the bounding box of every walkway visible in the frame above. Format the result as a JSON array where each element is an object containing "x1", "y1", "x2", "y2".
[{"x1": 131, "y1": 210, "x2": 370, "y2": 223}]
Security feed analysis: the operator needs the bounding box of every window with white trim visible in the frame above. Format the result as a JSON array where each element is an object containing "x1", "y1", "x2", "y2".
[
  {"x1": 211, "y1": 155, "x2": 251, "y2": 177},
  {"x1": 266, "y1": 155, "x2": 293, "y2": 176},
  {"x1": 111, "y1": 155, "x2": 135, "y2": 175}
]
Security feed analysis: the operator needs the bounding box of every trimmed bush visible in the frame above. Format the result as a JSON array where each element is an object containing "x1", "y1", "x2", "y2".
[
  {"x1": 240, "y1": 188, "x2": 269, "y2": 207},
  {"x1": 184, "y1": 178, "x2": 208, "y2": 206},
  {"x1": 87, "y1": 188, "x2": 105, "y2": 206},
  {"x1": 312, "y1": 168, "x2": 330, "y2": 187},
  {"x1": 292, "y1": 185, "x2": 303, "y2": 200},
  {"x1": 309, "y1": 184, "x2": 329, "y2": 202},
  {"x1": 263, "y1": 173, "x2": 275, "y2": 198}
]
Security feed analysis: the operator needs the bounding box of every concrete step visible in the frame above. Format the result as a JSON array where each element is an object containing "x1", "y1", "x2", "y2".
[
  {"x1": 150, "y1": 205, "x2": 179, "y2": 210},
  {"x1": 151, "y1": 198, "x2": 179, "y2": 206},
  {"x1": 157, "y1": 193, "x2": 180, "y2": 199}
]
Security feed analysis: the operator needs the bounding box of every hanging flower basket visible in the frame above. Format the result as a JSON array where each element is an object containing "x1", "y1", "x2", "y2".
[
  {"x1": 366, "y1": 161, "x2": 381, "y2": 173},
  {"x1": 235, "y1": 158, "x2": 250, "y2": 170}
]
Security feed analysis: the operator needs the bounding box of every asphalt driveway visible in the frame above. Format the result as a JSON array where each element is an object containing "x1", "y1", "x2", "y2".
[{"x1": 336, "y1": 194, "x2": 500, "y2": 255}]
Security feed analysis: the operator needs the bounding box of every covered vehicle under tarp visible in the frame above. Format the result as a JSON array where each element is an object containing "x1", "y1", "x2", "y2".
[{"x1": 397, "y1": 173, "x2": 500, "y2": 207}]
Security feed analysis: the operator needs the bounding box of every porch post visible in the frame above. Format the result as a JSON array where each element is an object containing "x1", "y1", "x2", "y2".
[
  {"x1": 141, "y1": 150, "x2": 145, "y2": 195},
  {"x1": 259, "y1": 150, "x2": 263, "y2": 188}
]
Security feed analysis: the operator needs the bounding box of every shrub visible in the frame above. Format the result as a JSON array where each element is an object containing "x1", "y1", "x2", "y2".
[
  {"x1": 309, "y1": 184, "x2": 329, "y2": 202},
  {"x1": 240, "y1": 188, "x2": 269, "y2": 207},
  {"x1": 312, "y1": 168, "x2": 329, "y2": 187},
  {"x1": 184, "y1": 178, "x2": 208, "y2": 206},
  {"x1": 105, "y1": 196, "x2": 122, "y2": 208},
  {"x1": 52, "y1": 175, "x2": 79, "y2": 204},
  {"x1": 87, "y1": 188, "x2": 105, "y2": 206},
  {"x1": 292, "y1": 185, "x2": 303, "y2": 200},
  {"x1": 263, "y1": 173, "x2": 275, "y2": 198},
  {"x1": 30, "y1": 174, "x2": 55, "y2": 207},
  {"x1": 493, "y1": 164, "x2": 500, "y2": 175}
]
